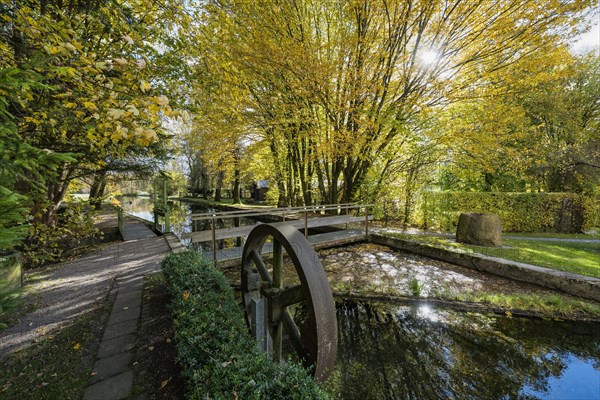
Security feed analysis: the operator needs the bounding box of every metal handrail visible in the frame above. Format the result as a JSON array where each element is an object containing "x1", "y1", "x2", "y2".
[
  {"x1": 190, "y1": 203, "x2": 372, "y2": 222},
  {"x1": 190, "y1": 202, "x2": 359, "y2": 219}
]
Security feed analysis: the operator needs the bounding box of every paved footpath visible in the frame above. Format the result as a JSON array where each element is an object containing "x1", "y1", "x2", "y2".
[
  {"x1": 82, "y1": 219, "x2": 178, "y2": 400},
  {"x1": 0, "y1": 216, "x2": 176, "y2": 400}
]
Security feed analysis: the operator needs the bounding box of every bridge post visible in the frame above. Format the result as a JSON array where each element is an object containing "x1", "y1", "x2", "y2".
[
  {"x1": 211, "y1": 217, "x2": 217, "y2": 266},
  {"x1": 117, "y1": 207, "x2": 124, "y2": 238},
  {"x1": 162, "y1": 178, "x2": 171, "y2": 233},
  {"x1": 365, "y1": 205, "x2": 369, "y2": 238},
  {"x1": 304, "y1": 210, "x2": 308, "y2": 238}
]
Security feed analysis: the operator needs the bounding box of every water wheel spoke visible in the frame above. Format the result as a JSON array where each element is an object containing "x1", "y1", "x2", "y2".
[
  {"x1": 251, "y1": 249, "x2": 272, "y2": 283},
  {"x1": 283, "y1": 309, "x2": 307, "y2": 359},
  {"x1": 272, "y1": 239, "x2": 283, "y2": 288}
]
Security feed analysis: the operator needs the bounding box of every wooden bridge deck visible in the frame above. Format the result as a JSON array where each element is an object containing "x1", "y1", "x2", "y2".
[
  {"x1": 209, "y1": 229, "x2": 367, "y2": 264},
  {"x1": 121, "y1": 219, "x2": 156, "y2": 241},
  {"x1": 183, "y1": 214, "x2": 372, "y2": 243}
]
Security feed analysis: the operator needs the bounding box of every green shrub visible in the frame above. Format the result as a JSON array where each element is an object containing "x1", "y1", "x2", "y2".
[
  {"x1": 0, "y1": 286, "x2": 20, "y2": 329},
  {"x1": 417, "y1": 192, "x2": 599, "y2": 233},
  {"x1": 162, "y1": 251, "x2": 328, "y2": 400},
  {"x1": 0, "y1": 186, "x2": 29, "y2": 253},
  {"x1": 23, "y1": 202, "x2": 100, "y2": 268}
]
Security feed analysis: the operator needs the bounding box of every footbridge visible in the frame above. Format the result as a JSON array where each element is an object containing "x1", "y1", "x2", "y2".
[{"x1": 182, "y1": 203, "x2": 373, "y2": 264}]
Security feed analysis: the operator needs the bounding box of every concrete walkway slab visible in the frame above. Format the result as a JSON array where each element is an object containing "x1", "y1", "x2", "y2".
[
  {"x1": 90, "y1": 352, "x2": 133, "y2": 384},
  {"x1": 102, "y1": 319, "x2": 139, "y2": 341},
  {"x1": 97, "y1": 333, "x2": 137, "y2": 359},
  {"x1": 83, "y1": 370, "x2": 133, "y2": 400}
]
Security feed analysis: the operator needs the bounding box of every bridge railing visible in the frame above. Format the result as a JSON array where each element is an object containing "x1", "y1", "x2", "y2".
[
  {"x1": 186, "y1": 203, "x2": 373, "y2": 264},
  {"x1": 190, "y1": 203, "x2": 365, "y2": 220}
]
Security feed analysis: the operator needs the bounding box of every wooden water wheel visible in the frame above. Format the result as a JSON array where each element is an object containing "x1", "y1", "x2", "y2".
[{"x1": 241, "y1": 222, "x2": 337, "y2": 382}]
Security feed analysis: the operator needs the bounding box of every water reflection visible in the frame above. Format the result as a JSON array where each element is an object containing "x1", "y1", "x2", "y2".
[
  {"x1": 329, "y1": 301, "x2": 600, "y2": 400},
  {"x1": 119, "y1": 196, "x2": 255, "y2": 253}
]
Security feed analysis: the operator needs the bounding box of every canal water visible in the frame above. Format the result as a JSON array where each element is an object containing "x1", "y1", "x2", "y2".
[
  {"x1": 120, "y1": 196, "x2": 600, "y2": 399},
  {"x1": 119, "y1": 196, "x2": 256, "y2": 252},
  {"x1": 329, "y1": 301, "x2": 600, "y2": 400}
]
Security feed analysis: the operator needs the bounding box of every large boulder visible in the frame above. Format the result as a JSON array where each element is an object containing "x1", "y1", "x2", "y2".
[{"x1": 456, "y1": 213, "x2": 502, "y2": 247}]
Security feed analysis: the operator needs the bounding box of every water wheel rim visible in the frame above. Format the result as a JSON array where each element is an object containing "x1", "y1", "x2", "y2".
[{"x1": 241, "y1": 222, "x2": 337, "y2": 381}]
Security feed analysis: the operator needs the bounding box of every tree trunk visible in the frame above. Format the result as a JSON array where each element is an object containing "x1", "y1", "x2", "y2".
[
  {"x1": 37, "y1": 164, "x2": 74, "y2": 226},
  {"x1": 214, "y1": 171, "x2": 224, "y2": 202},
  {"x1": 89, "y1": 172, "x2": 107, "y2": 210},
  {"x1": 233, "y1": 168, "x2": 241, "y2": 204}
]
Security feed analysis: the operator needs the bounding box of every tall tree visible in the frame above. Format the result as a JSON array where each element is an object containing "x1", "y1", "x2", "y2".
[
  {"x1": 2, "y1": 0, "x2": 184, "y2": 224},
  {"x1": 194, "y1": 0, "x2": 593, "y2": 205},
  {"x1": 439, "y1": 49, "x2": 600, "y2": 193}
]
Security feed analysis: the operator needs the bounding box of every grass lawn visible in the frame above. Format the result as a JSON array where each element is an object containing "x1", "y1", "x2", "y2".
[
  {"x1": 504, "y1": 232, "x2": 599, "y2": 239},
  {"x1": 388, "y1": 234, "x2": 599, "y2": 278},
  {"x1": 468, "y1": 239, "x2": 599, "y2": 278},
  {"x1": 0, "y1": 308, "x2": 104, "y2": 399}
]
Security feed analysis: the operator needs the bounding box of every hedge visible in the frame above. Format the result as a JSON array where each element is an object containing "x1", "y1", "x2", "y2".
[
  {"x1": 416, "y1": 192, "x2": 600, "y2": 233},
  {"x1": 161, "y1": 250, "x2": 329, "y2": 400}
]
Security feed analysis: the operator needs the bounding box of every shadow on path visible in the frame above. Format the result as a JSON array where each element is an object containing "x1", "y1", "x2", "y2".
[{"x1": 0, "y1": 236, "x2": 170, "y2": 358}]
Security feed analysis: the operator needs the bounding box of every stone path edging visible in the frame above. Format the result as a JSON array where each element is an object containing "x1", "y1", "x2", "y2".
[
  {"x1": 371, "y1": 234, "x2": 600, "y2": 302},
  {"x1": 83, "y1": 274, "x2": 143, "y2": 400},
  {"x1": 83, "y1": 219, "x2": 168, "y2": 400}
]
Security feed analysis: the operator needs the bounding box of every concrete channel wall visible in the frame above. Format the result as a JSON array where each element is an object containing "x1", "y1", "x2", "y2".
[{"x1": 370, "y1": 234, "x2": 600, "y2": 302}]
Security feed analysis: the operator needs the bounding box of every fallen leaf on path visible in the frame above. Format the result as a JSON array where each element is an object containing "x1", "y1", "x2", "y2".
[
  {"x1": 160, "y1": 377, "x2": 172, "y2": 389},
  {"x1": 73, "y1": 343, "x2": 81, "y2": 350}
]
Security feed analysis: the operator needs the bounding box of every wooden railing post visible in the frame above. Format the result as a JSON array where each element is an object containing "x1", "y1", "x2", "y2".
[
  {"x1": 304, "y1": 210, "x2": 308, "y2": 238},
  {"x1": 211, "y1": 217, "x2": 217, "y2": 266},
  {"x1": 117, "y1": 207, "x2": 124, "y2": 238},
  {"x1": 164, "y1": 208, "x2": 171, "y2": 233},
  {"x1": 365, "y1": 205, "x2": 369, "y2": 239}
]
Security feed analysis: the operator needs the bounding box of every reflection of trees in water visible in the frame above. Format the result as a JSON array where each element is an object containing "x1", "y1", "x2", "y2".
[
  {"x1": 189, "y1": 207, "x2": 255, "y2": 252},
  {"x1": 165, "y1": 200, "x2": 189, "y2": 232},
  {"x1": 122, "y1": 197, "x2": 153, "y2": 213},
  {"x1": 330, "y1": 301, "x2": 600, "y2": 400}
]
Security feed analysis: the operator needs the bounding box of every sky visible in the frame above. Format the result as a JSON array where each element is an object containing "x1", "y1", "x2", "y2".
[{"x1": 571, "y1": 11, "x2": 600, "y2": 53}]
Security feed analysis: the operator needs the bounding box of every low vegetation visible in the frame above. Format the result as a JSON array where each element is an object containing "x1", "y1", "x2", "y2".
[
  {"x1": 161, "y1": 251, "x2": 328, "y2": 399},
  {"x1": 23, "y1": 202, "x2": 101, "y2": 269},
  {"x1": 416, "y1": 192, "x2": 600, "y2": 233},
  {"x1": 0, "y1": 308, "x2": 104, "y2": 399},
  {"x1": 0, "y1": 289, "x2": 21, "y2": 330},
  {"x1": 454, "y1": 292, "x2": 600, "y2": 320}
]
